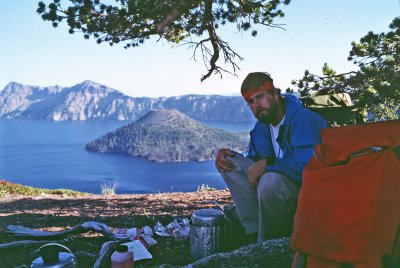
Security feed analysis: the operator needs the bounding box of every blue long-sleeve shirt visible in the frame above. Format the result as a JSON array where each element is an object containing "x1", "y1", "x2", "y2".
[{"x1": 247, "y1": 95, "x2": 327, "y2": 183}]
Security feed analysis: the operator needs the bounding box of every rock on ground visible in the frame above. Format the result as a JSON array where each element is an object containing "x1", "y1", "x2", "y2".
[{"x1": 160, "y1": 237, "x2": 293, "y2": 268}]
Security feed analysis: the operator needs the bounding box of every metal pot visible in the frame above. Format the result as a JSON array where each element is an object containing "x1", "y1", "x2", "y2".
[
  {"x1": 190, "y1": 208, "x2": 225, "y2": 259},
  {"x1": 31, "y1": 243, "x2": 77, "y2": 268}
]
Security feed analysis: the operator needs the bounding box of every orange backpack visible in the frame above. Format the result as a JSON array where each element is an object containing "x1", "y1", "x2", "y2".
[{"x1": 291, "y1": 120, "x2": 400, "y2": 268}]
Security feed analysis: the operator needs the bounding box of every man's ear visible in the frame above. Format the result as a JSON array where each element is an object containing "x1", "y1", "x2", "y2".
[{"x1": 272, "y1": 88, "x2": 281, "y2": 99}]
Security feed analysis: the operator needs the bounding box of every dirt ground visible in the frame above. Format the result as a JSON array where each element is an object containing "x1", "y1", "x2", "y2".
[{"x1": 0, "y1": 190, "x2": 234, "y2": 267}]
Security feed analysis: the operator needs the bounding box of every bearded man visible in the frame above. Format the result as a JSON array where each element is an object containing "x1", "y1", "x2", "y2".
[{"x1": 215, "y1": 72, "x2": 327, "y2": 241}]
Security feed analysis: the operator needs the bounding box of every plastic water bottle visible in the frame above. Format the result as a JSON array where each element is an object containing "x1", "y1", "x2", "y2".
[{"x1": 111, "y1": 245, "x2": 133, "y2": 268}]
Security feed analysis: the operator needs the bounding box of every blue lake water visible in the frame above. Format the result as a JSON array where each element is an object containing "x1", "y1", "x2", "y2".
[{"x1": 0, "y1": 119, "x2": 255, "y2": 194}]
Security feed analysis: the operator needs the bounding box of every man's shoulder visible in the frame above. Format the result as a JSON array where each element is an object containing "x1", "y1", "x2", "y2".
[
  {"x1": 295, "y1": 106, "x2": 317, "y2": 116},
  {"x1": 251, "y1": 121, "x2": 268, "y2": 132},
  {"x1": 290, "y1": 107, "x2": 328, "y2": 127}
]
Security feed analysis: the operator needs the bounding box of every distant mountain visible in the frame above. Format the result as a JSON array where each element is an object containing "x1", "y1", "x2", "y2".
[
  {"x1": 85, "y1": 109, "x2": 247, "y2": 162},
  {"x1": 0, "y1": 81, "x2": 253, "y2": 122}
]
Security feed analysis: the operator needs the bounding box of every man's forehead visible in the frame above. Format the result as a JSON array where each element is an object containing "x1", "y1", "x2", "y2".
[{"x1": 248, "y1": 91, "x2": 266, "y2": 99}]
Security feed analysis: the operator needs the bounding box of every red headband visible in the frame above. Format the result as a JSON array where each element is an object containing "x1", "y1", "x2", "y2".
[{"x1": 242, "y1": 81, "x2": 275, "y2": 101}]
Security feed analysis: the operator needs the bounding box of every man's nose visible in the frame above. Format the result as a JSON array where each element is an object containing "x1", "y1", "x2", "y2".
[{"x1": 253, "y1": 99, "x2": 262, "y2": 107}]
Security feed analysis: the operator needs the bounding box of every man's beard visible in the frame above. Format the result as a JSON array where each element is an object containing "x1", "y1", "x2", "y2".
[
  {"x1": 255, "y1": 104, "x2": 279, "y2": 124},
  {"x1": 256, "y1": 110, "x2": 274, "y2": 124}
]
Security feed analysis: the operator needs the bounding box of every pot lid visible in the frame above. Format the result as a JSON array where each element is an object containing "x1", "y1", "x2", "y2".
[
  {"x1": 191, "y1": 208, "x2": 224, "y2": 226},
  {"x1": 31, "y1": 243, "x2": 76, "y2": 268},
  {"x1": 31, "y1": 252, "x2": 76, "y2": 268}
]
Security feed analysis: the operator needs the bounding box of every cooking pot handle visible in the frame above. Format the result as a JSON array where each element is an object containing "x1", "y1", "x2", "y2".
[{"x1": 37, "y1": 243, "x2": 75, "y2": 264}]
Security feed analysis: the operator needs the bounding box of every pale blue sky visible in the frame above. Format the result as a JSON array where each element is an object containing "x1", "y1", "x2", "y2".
[{"x1": 0, "y1": 1, "x2": 398, "y2": 97}]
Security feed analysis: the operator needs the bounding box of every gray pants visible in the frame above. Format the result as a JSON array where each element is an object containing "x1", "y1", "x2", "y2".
[{"x1": 221, "y1": 154, "x2": 300, "y2": 241}]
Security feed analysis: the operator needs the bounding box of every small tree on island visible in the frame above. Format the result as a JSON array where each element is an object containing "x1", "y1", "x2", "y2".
[
  {"x1": 289, "y1": 17, "x2": 400, "y2": 122},
  {"x1": 37, "y1": 0, "x2": 290, "y2": 81}
]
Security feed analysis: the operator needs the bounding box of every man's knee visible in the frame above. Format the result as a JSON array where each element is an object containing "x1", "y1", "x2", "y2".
[{"x1": 224, "y1": 155, "x2": 252, "y2": 176}]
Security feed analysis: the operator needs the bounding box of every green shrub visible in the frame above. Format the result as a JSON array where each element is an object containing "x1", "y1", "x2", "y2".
[{"x1": 0, "y1": 179, "x2": 87, "y2": 197}]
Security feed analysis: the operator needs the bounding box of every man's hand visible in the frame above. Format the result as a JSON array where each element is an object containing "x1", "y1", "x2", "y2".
[
  {"x1": 215, "y1": 148, "x2": 236, "y2": 173},
  {"x1": 248, "y1": 159, "x2": 267, "y2": 188}
]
